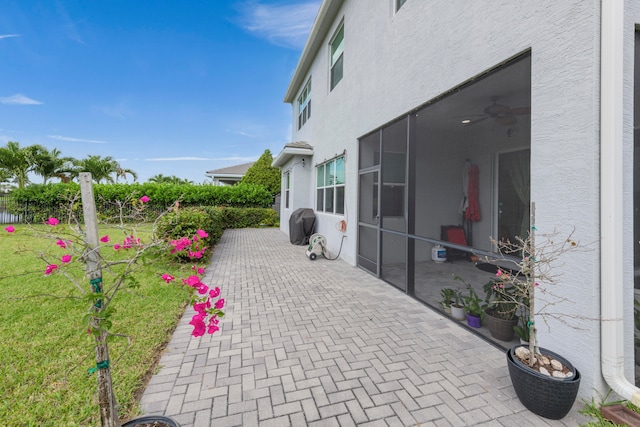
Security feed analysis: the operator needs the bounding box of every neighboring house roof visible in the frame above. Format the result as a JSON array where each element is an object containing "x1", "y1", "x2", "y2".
[
  {"x1": 283, "y1": 0, "x2": 344, "y2": 103},
  {"x1": 272, "y1": 142, "x2": 314, "y2": 168},
  {"x1": 205, "y1": 161, "x2": 254, "y2": 185}
]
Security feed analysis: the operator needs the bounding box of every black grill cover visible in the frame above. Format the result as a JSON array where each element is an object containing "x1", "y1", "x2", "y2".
[{"x1": 289, "y1": 208, "x2": 316, "y2": 245}]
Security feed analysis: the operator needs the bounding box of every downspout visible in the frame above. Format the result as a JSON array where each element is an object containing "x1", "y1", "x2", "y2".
[{"x1": 600, "y1": 0, "x2": 640, "y2": 404}]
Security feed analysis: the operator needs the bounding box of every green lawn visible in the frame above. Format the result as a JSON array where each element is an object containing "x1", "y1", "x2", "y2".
[{"x1": 0, "y1": 224, "x2": 200, "y2": 426}]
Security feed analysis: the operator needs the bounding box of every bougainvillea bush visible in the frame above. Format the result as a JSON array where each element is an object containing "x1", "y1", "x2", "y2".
[{"x1": 1, "y1": 193, "x2": 224, "y2": 426}]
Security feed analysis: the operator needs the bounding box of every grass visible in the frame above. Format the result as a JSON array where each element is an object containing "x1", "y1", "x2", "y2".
[
  {"x1": 0, "y1": 224, "x2": 201, "y2": 426},
  {"x1": 579, "y1": 390, "x2": 640, "y2": 426}
]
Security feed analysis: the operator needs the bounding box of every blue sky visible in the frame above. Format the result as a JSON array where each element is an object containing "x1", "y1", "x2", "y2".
[{"x1": 0, "y1": 0, "x2": 320, "y2": 183}]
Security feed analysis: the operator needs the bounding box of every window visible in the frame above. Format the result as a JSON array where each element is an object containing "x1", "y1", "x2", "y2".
[
  {"x1": 330, "y1": 24, "x2": 344, "y2": 90},
  {"x1": 297, "y1": 78, "x2": 311, "y2": 130},
  {"x1": 316, "y1": 156, "x2": 345, "y2": 214},
  {"x1": 284, "y1": 171, "x2": 290, "y2": 209},
  {"x1": 396, "y1": 0, "x2": 407, "y2": 11}
]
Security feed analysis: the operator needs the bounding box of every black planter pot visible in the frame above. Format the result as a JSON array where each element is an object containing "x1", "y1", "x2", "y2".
[
  {"x1": 122, "y1": 415, "x2": 180, "y2": 427},
  {"x1": 506, "y1": 345, "x2": 581, "y2": 420}
]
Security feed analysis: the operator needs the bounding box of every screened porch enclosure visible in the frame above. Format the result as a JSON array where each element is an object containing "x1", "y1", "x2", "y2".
[{"x1": 357, "y1": 53, "x2": 531, "y2": 345}]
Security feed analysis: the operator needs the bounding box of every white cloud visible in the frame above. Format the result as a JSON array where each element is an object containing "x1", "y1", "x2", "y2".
[
  {"x1": 226, "y1": 128, "x2": 257, "y2": 138},
  {"x1": 0, "y1": 34, "x2": 20, "y2": 40},
  {"x1": 236, "y1": 1, "x2": 320, "y2": 49},
  {"x1": 0, "y1": 94, "x2": 43, "y2": 105},
  {"x1": 93, "y1": 101, "x2": 135, "y2": 119},
  {"x1": 48, "y1": 135, "x2": 108, "y2": 144},
  {"x1": 145, "y1": 156, "x2": 256, "y2": 162}
]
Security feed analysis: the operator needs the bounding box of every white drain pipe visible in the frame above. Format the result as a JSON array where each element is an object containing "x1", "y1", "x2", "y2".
[{"x1": 600, "y1": 0, "x2": 640, "y2": 405}]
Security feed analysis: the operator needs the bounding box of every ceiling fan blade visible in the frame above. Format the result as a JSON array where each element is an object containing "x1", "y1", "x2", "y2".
[
  {"x1": 495, "y1": 115, "x2": 517, "y2": 125},
  {"x1": 464, "y1": 116, "x2": 490, "y2": 126},
  {"x1": 509, "y1": 106, "x2": 530, "y2": 116}
]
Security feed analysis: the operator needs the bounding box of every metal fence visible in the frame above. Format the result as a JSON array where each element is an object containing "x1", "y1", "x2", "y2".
[{"x1": 0, "y1": 193, "x2": 22, "y2": 224}]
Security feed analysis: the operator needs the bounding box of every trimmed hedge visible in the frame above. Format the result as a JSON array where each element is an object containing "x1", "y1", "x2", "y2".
[
  {"x1": 156, "y1": 206, "x2": 279, "y2": 260},
  {"x1": 9, "y1": 183, "x2": 273, "y2": 223}
]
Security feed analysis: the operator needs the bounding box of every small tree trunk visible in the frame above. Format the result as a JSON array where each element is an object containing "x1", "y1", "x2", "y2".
[
  {"x1": 528, "y1": 202, "x2": 537, "y2": 366},
  {"x1": 80, "y1": 173, "x2": 120, "y2": 427}
]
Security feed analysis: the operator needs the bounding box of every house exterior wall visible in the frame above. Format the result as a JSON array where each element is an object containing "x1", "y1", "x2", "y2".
[
  {"x1": 279, "y1": 154, "x2": 314, "y2": 236},
  {"x1": 284, "y1": 0, "x2": 640, "y2": 400}
]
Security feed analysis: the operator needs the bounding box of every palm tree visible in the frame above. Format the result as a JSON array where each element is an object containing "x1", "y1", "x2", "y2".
[
  {"x1": 115, "y1": 166, "x2": 137, "y2": 183},
  {"x1": 70, "y1": 155, "x2": 138, "y2": 184},
  {"x1": 72, "y1": 155, "x2": 119, "y2": 183},
  {"x1": 32, "y1": 147, "x2": 76, "y2": 184},
  {"x1": 147, "y1": 174, "x2": 192, "y2": 185},
  {"x1": 148, "y1": 174, "x2": 169, "y2": 183},
  {"x1": 0, "y1": 141, "x2": 43, "y2": 189}
]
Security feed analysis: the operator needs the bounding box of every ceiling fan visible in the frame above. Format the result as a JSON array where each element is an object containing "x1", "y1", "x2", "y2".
[{"x1": 463, "y1": 96, "x2": 530, "y2": 126}]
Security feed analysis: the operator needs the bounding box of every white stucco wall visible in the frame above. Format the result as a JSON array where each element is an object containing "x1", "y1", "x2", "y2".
[
  {"x1": 283, "y1": 0, "x2": 640, "y2": 400},
  {"x1": 278, "y1": 154, "x2": 314, "y2": 239}
]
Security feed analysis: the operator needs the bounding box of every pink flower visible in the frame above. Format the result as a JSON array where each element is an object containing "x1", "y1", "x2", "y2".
[
  {"x1": 193, "y1": 300, "x2": 211, "y2": 314},
  {"x1": 4, "y1": 225, "x2": 15, "y2": 233},
  {"x1": 189, "y1": 314, "x2": 206, "y2": 337},
  {"x1": 207, "y1": 324, "x2": 219, "y2": 334},
  {"x1": 161, "y1": 274, "x2": 175, "y2": 283},
  {"x1": 184, "y1": 275, "x2": 201, "y2": 287},
  {"x1": 535, "y1": 282, "x2": 540, "y2": 287},
  {"x1": 196, "y1": 229, "x2": 208, "y2": 238},
  {"x1": 45, "y1": 217, "x2": 59, "y2": 226},
  {"x1": 113, "y1": 244, "x2": 121, "y2": 250},
  {"x1": 495, "y1": 269, "x2": 502, "y2": 277},
  {"x1": 45, "y1": 264, "x2": 58, "y2": 275},
  {"x1": 100, "y1": 235, "x2": 110, "y2": 243},
  {"x1": 61, "y1": 254, "x2": 72, "y2": 263},
  {"x1": 140, "y1": 195, "x2": 150, "y2": 203},
  {"x1": 191, "y1": 266, "x2": 206, "y2": 275},
  {"x1": 209, "y1": 287, "x2": 220, "y2": 298},
  {"x1": 197, "y1": 283, "x2": 209, "y2": 295},
  {"x1": 56, "y1": 239, "x2": 67, "y2": 248},
  {"x1": 215, "y1": 298, "x2": 225, "y2": 309}
]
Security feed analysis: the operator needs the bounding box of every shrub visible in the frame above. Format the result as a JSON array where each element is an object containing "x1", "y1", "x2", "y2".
[
  {"x1": 215, "y1": 207, "x2": 279, "y2": 229},
  {"x1": 155, "y1": 207, "x2": 220, "y2": 257},
  {"x1": 9, "y1": 183, "x2": 274, "y2": 222}
]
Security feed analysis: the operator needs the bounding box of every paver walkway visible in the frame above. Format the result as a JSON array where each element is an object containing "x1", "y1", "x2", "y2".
[{"x1": 139, "y1": 228, "x2": 585, "y2": 426}]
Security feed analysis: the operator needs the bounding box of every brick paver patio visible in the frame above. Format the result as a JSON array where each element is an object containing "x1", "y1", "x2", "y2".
[{"x1": 139, "y1": 228, "x2": 585, "y2": 426}]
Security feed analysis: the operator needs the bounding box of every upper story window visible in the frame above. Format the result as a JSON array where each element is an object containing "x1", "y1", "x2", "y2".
[
  {"x1": 396, "y1": 0, "x2": 407, "y2": 11},
  {"x1": 298, "y1": 78, "x2": 311, "y2": 130},
  {"x1": 330, "y1": 23, "x2": 344, "y2": 90},
  {"x1": 316, "y1": 156, "x2": 345, "y2": 214}
]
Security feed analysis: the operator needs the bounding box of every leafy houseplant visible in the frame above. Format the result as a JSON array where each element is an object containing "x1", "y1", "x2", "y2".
[
  {"x1": 453, "y1": 276, "x2": 487, "y2": 328},
  {"x1": 3, "y1": 174, "x2": 225, "y2": 427},
  {"x1": 463, "y1": 284, "x2": 486, "y2": 318},
  {"x1": 441, "y1": 287, "x2": 465, "y2": 320},
  {"x1": 439, "y1": 288, "x2": 455, "y2": 312}
]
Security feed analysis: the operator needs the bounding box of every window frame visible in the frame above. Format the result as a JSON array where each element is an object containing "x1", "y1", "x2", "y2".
[
  {"x1": 316, "y1": 156, "x2": 345, "y2": 215},
  {"x1": 330, "y1": 23, "x2": 344, "y2": 90},
  {"x1": 297, "y1": 78, "x2": 311, "y2": 130},
  {"x1": 284, "y1": 171, "x2": 290, "y2": 209}
]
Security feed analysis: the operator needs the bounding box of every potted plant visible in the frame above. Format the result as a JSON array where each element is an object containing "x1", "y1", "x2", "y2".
[
  {"x1": 491, "y1": 202, "x2": 581, "y2": 420},
  {"x1": 443, "y1": 287, "x2": 466, "y2": 320},
  {"x1": 439, "y1": 288, "x2": 455, "y2": 314},
  {"x1": 483, "y1": 278, "x2": 519, "y2": 341},
  {"x1": 463, "y1": 284, "x2": 487, "y2": 328}
]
